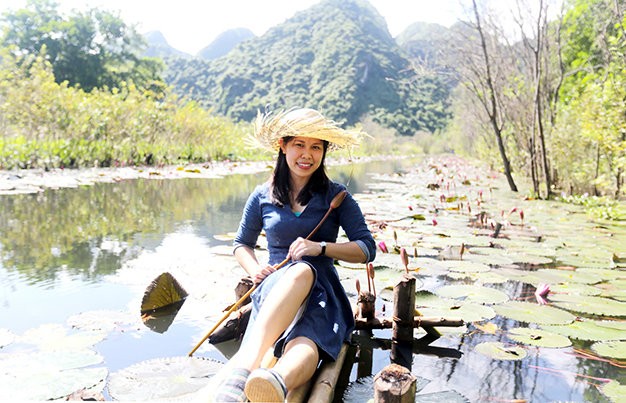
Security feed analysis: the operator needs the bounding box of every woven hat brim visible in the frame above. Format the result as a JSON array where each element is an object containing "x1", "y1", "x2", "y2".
[{"x1": 248, "y1": 108, "x2": 364, "y2": 152}]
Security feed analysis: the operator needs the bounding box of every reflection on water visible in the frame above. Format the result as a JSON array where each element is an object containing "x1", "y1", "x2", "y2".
[{"x1": 0, "y1": 157, "x2": 622, "y2": 402}]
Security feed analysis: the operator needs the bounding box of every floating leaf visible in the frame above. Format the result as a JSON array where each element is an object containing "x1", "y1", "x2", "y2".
[
  {"x1": 576, "y1": 268, "x2": 626, "y2": 282},
  {"x1": 538, "y1": 268, "x2": 609, "y2": 285},
  {"x1": 591, "y1": 340, "x2": 626, "y2": 360},
  {"x1": 541, "y1": 319, "x2": 626, "y2": 341},
  {"x1": 0, "y1": 349, "x2": 106, "y2": 399},
  {"x1": 418, "y1": 300, "x2": 496, "y2": 322},
  {"x1": 462, "y1": 252, "x2": 515, "y2": 267},
  {"x1": 0, "y1": 366, "x2": 107, "y2": 400},
  {"x1": 141, "y1": 272, "x2": 189, "y2": 314},
  {"x1": 596, "y1": 279, "x2": 626, "y2": 301},
  {"x1": 67, "y1": 310, "x2": 137, "y2": 332},
  {"x1": 493, "y1": 301, "x2": 575, "y2": 325},
  {"x1": 599, "y1": 380, "x2": 626, "y2": 403},
  {"x1": 435, "y1": 284, "x2": 509, "y2": 305},
  {"x1": 20, "y1": 324, "x2": 107, "y2": 351},
  {"x1": 107, "y1": 356, "x2": 223, "y2": 400},
  {"x1": 508, "y1": 253, "x2": 553, "y2": 266},
  {"x1": 507, "y1": 327, "x2": 571, "y2": 348},
  {"x1": 440, "y1": 260, "x2": 491, "y2": 273},
  {"x1": 549, "y1": 282, "x2": 601, "y2": 296},
  {"x1": 415, "y1": 390, "x2": 469, "y2": 403},
  {"x1": 213, "y1": 232, "x2": 237, "y2": 241},
  {"x1": 474, "y1": 322, "x2": 498, "y2": 334},
  {"x1": 474, "y1": 341, "x2": 527, "y2": 360},
  {"x1": 548, "y1": 294, "x2": 626, "y2": 317}
]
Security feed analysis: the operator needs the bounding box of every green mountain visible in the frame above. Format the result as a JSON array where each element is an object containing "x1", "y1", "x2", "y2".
[
  {"x1": 197, "y1": 28, "x2": 255, "y2": 60},
  {"x1": 144, "y1": 31, "x2": 191, "y2": 59},
  {"x1": 164, "y1": 0, "x2": 452, "y2": 135},
  {"x1": 395, "y1": 21, "x2": 459, "y2": 90}
]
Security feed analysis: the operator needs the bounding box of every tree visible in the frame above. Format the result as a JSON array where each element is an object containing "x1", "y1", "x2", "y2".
[
  {"x1": 554, "y1": 0, "x2": 626, "y2": 197},
  {"x1": 0, "y1": 0, "x2": 163, "y2": 92},
  {"x1": 451, "y1": 0, "x2": 519, "y2": 192}
]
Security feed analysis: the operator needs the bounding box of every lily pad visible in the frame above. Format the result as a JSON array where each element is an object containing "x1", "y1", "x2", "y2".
[
  {"x1": 439, "y1": 260, "x2": 491, "y2": 273},
  {"x1": 541, "y1": 319, "x2": 626, "y2": 341},
  {"x1": 0, "y1": 367, "x2": 107, "y2": 400},
  {"x1": 508, "y1": 253, "x2": 553, "y2": 266},
  {"x1": 415, "y1": 390, "x2": 470, "y2": 402},
  {"x1": 446, "y1": 271, "x2": 509, "y2": 284},
  {"x1": 0, "y1": 349, "x2": 106, "y2": 400},
  {"x1": 549, "y1": 294, "x2": 626, "y2": 317},
  {"x1": 474, "y1": 341, "x2": 527, "y2": 360},
  {"x1": 67, "y1": 310, "x2": 137, "y2": 332},
  {"x1": 506, "y1": 327, "x2": 571, "y2": 348},
  {"x1": 493, "y1": 301, "x2": 575, "y2": 325},
  {"x1": 20, "y1": 323, "x2": 107, "y2": 351},
  {"x1": 107, "y1": 356, "x2": 223, "y2": 400},
  {"x1": 435, "y1": 284, "x2": 509, "y2": 305},
  {"x1": 462, "y1": 252, "x2": 515, "y2": 267},
  {"x1": 599, "y1": 380, "x2": 626, "y2": 403},
  {"x1": 591, "y1": 340, "x2": 626, "y2": 360},
  {"x1": 414, "y1": 293, "x2": 496, "y2": 322},
  {"x1": 141, "y1": 272, "x2": 188, "y2": 315},
  {"x1": 549, "y1": 282, "x2": 602, "y2": 296},
  {"x1": 596, "y1": 279, "x2": 626, "y2": 301}
]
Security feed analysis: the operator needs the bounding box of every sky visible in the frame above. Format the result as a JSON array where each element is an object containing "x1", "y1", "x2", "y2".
[{"x1": 0, "y1": 0, "x2": 468, "y2": 55}]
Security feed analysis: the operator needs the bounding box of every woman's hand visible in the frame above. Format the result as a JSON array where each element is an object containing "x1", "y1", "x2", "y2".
[
  {"x1": 253, "y1": 264, "x2": 276, "y2": 284},
  {"x1": 288, "y1": 237, "x2": 323, "y2": 261}
]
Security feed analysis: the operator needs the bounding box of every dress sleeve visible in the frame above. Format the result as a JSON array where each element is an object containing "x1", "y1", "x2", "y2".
[
  {"x1": 233, "y1": 187, "x2": 263, "y2": 252},
  {"x1": 335, "y1": 186, "x2": 377, "y2": 263}
]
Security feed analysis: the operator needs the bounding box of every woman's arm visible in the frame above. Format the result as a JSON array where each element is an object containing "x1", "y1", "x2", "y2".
[
  {"x1": 287, "y1": 238, "x2": 366, "y2": 263},
  {"x1": 234, "y1": 245, "x2": 277, "y2": 284}
]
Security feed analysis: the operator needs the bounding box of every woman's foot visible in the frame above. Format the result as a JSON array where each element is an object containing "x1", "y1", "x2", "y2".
[
  {"x1": 244, "y1": 368, "x2": 287, "y2": 402},
  {"x1": 213, "y1": 367, "x2": 250, "y2": 402}
]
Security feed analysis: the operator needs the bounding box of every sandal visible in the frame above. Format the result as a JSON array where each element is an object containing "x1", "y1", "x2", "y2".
[
  {"x1": 213, "y1": 367, "x2": 250, "y2": 402},
  {"x1": 244, "y1": 367, "x2": 287, "y2": 402}
]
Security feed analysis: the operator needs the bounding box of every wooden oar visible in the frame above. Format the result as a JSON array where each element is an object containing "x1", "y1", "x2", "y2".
[{"x1": 188, "y1": 190, "x2": 348, "y2": 356}]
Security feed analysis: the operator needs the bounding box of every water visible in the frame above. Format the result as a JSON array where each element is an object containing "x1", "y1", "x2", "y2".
[{"x1": 0, "y1": 157, "x2": 623, "y2": 402}]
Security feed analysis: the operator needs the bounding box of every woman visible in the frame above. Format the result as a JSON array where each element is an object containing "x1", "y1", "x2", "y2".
[{"x1": 214, "y1": 108, "x2": 376, "y2": 402}]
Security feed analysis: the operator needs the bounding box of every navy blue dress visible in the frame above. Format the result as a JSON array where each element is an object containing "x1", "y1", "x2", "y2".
[{"x1": 233, "y1": 181, "x2": 376, "y2": 361}]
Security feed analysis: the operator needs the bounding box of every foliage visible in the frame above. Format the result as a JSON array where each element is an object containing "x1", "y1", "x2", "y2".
[
  {"x1": 558, "y1": 193, "x2": 623, "y2": 220},
  {"x1": 0, "y1": 50, "x2": 254, "y2": 169},
  {"x1": 0, "y1": 0, "x2": 163, "y2": 93},
  {"x1": 163, "y1": 0, "x2": 452, "y2": 136}
]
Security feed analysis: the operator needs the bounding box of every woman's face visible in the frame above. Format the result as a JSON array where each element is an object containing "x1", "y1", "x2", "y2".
[{"x1": 280, "y1": 136, "x2": 325, "y2": 182}]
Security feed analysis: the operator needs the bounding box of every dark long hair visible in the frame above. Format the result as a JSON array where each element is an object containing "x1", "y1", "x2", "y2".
[{"x1": 270, "y1": 136, "x2": 330, "y2": 207}]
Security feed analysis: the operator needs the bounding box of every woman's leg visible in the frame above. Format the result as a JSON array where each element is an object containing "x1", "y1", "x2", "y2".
[
  {"x1": 274, "y1": 336, "x2": 319, "y2": 391},
  {"x1": 231, "y1": 262, "x2": 315, "y2": 370},
  {"x1": 244, "y1": 336, "x2": 319, "y2": 402}
]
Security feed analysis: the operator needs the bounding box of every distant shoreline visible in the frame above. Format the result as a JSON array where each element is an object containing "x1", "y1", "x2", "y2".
[{"x1": 0, "y1": 155, "x2": 394, "y2": 196}]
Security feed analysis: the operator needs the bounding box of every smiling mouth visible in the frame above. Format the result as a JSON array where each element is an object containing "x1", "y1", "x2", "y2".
[{"x1": 297, "y1": 162, "x2": 313, "y2": 169}]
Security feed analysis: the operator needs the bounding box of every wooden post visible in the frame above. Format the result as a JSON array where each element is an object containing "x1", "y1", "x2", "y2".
[
  {"x1": 392, "y1": 275, "x2": 415, "y2": 343},
  {"x1": 373, "y1": 363, "x2": 416, "y2": 403},
  {"x1": 357, "y1": 330, "x2": 374, "y2": 378}
]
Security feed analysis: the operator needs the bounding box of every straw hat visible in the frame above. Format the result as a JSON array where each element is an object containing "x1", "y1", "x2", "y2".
[{"x1": 250, "y1": 108, "x2": 364, "y2": 152}]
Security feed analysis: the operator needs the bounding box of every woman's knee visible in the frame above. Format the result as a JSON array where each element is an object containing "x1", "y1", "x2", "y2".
[{"x1": 286, "y1": 262, "x2": 315, "y2": 287}]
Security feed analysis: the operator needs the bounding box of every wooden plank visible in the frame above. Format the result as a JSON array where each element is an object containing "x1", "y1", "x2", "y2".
[{"x1": 303, "y1": 343, "x2": 349, "y2": 403}]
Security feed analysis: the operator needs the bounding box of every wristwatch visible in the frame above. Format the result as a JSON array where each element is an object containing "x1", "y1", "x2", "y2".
[{"x1": 319, "y1": 241, "x2": 327, "y2": 256}]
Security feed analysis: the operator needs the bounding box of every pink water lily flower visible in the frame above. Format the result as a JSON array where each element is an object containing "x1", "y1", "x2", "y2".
[
  {"x1": 378, "y1": 241, "x2": 388, "y2": 253},
  {"x1": 535, "y1": 283, "x2": 550, "y2": 305}
]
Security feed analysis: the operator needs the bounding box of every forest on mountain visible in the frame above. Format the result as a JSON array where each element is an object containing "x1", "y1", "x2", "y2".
[
  {"x1": 163, "y1": 0, "x2": 452, "y2": 135},
  {"x1": 0, "y1": 0, "x2": 624, "y2": 205}
]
